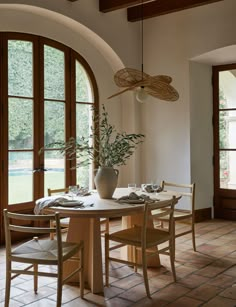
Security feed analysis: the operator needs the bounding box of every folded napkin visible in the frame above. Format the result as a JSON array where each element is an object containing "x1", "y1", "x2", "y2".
[
  {"x1": 34, "y1": 196, "x2": 70, "y2": 214},
  {"x1": 142, "y1": 184, "x2": 162, "y2": 193},
  {"x1": 76, "y1": 187, "x2": 91, "y2": 196},
  {"x1": 117, "y1": 192, "x2": 151, "y2": 203}
]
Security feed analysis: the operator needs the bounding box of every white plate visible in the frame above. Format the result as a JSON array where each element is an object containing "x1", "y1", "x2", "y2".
[{"x1": 57, "y1": 200, "x2": 84, "y2": 207}]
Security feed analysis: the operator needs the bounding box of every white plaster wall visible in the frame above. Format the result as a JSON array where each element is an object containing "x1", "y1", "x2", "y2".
[
  {"x1": 190, "y1": 63, "x2": 213, "y2": 213},
  {"x1": 143, "y1": 0, "x2": 236, "y2": 211}
]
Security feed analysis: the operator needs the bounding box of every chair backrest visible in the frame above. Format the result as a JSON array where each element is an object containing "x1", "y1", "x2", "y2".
[
  {"x1": 48, "y1": 187, "x2": 69, "y2": 196},
  {"x1": 3, "y1": 209, "x2": 63, "y2": 262},
  {"x1": 142, "y1": 197, "x2": 177, "y2": 249},
  {"x1": 161, "y1": 181, "x2": 195, "y2": 212}
]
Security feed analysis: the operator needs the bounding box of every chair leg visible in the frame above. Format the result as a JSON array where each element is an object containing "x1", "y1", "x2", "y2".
[
  {"x1": 173, "y1": 221, "x2": 176, "y2": 261},
  {"x1": 134, "y1": 246, "x2": 138, "y2": 273},
  {"x1": 33, "y1": 263, "x2": 38, "y2": 294},
  {"x1": 192, "y1": 220, "x2": 196, "y2": 251},
  {"x1": 56, "y1": 266, "x2": 63, "y2": 307},
  {"x1": 169, "y1": 239, "x2": 177, "y2": 282},
  {"x1": 141, "y1": 248, "x2": 151, "y2": 298},
  {"x1": 105, "y1": 218, "x2": 109, "y2": 234},
  {"x1": 50, "y1": 220, "x2": 55, "y2": 240},
  {"x1": 105, "y1": 234, "x2": 109, "y2": 287},
  {"x1": 5, "y1": 260, "x2": 11, "y2": 307},
  {"x1": 80, "y1": 245, "x2": 84, "y2": 298}
]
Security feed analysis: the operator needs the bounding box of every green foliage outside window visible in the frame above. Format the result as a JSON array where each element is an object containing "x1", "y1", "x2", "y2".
[
  {"x1": 8, "y1": 39, "x2": 94, "y2": 187},
  {"x1": 219, "y1": 89, "x2": 229, "y2": 181}
]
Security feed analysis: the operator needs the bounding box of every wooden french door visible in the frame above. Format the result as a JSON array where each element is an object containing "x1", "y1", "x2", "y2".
[
  {"x1": 213, "y1": 64, "x2": 236, "y2": 220},
  {"x1": 0, "y1": 33, "x2": 98, "y2": 243}
]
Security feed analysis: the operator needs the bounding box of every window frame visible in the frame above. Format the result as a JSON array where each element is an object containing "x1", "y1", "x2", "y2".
[{"x1": 0, "y1": 32, "x2": 99, "y2": 243}]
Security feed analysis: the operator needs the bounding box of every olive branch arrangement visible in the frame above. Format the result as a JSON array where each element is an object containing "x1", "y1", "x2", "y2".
[{"x1": 40, "y1": 104, "x2": 145, "y2": 168}]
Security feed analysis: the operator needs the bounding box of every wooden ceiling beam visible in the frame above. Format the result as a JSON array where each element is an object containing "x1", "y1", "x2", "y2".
[
  {"x1": 127, "y1": 0, "x2": 223, "y2": 22},
  {"x1": 99, "y1": 0, "x2": 151, "y2": 13}
]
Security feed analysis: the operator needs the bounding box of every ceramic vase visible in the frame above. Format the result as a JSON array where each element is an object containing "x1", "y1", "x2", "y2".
[{"x1": 94, "y1": 166, "x2": 119, "y2": 199}]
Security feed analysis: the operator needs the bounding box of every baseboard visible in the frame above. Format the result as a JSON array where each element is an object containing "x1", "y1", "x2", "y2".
[{"x1": 195, "y1": 207, "x2": 212, "y2": 222}]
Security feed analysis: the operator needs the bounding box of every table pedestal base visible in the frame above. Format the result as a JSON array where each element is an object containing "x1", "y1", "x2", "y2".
[{"x1": 64, "y1": 217, "x2": 103, "y2": 294}]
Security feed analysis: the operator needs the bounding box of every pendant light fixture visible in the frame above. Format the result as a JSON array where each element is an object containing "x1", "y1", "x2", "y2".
[
  {"x1": 108, "y1": 0, "x2": 179, "y2": 103},
  {"x1": 135, "y1": 1, "x2": 148, "y2": 103}
]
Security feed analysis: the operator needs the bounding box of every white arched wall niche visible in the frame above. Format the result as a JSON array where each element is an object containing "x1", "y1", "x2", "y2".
[
  {"x1": 190, "y1": 45, "x2": 236, "y2": 216},
  {"x1": 0, "y1": 4, "x2": 140, "y2": 186}
]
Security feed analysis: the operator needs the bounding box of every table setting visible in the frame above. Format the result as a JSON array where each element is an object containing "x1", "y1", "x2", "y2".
[{"x1": 34, "y1": 186, "x2": 94, "y2": 214}]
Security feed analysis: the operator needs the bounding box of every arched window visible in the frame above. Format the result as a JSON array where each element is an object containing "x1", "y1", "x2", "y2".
[{"x1": 0, "y1": 32, "x2": 98, "y2": 211}]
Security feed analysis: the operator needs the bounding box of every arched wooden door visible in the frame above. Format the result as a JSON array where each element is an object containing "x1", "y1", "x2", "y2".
[{"x1": 0, "y1": 33, "x2": 98, "y2": 243}]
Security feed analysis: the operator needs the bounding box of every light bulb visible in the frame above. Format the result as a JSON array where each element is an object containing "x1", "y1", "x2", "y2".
[{"x1": 135, "y1": 87, "x2": 148, "y2": 103}]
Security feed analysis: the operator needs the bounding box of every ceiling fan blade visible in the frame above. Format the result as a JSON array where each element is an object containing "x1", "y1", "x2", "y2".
[
  {"x1": 108, "y1": 78, "x2": 152, "y2": 99},
  {"x1": 107, "y1": 87, "x2": 134, "y2": 99},
  {"x1": 114, "y1": 68, "x2": 150, "y2": 88},
  {"x1": 152, "y1": 75, "x2": 173, "y2": 84},
  {"x1": 145, "y1": 81, "x2": 179, "y2": 101}
]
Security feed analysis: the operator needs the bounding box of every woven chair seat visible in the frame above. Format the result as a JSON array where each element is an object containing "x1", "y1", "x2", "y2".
[
  {"x1": 12, "y1": 239, "x2": 81, "y2": 264},
  {"x1": 153, "y1": 208, "x2": 192, "y2": 220},
  {"x1": 109, "y1": 226, "x2": 171, "y2": 247},
  {"x1": 52, "y1": 217, "x2": 70, "y2": 227}
]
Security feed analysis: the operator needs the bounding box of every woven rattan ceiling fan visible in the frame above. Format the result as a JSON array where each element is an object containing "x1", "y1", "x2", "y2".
[{"x1": 108, "y1": 1, "x2": 179, "y2": 103}]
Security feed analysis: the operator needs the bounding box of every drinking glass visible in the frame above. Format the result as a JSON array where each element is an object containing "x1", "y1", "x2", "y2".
[
  {"x1": 69, "y1": 185, "x2": 78, "y2": 200},
  {"x1": 141, "y1": 184, "x2": 147, "y2": 192},
  {"x1": 128, "y1": 183, "x2": 136, "y2": 193},
  {"x1": 152, "y1": 183, "x2": 159, "y2": 195}
]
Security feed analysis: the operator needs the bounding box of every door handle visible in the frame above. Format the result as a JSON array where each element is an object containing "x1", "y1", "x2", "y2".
[{"x1": 33, "y1": 168, "x2": 48, "y2": 173}]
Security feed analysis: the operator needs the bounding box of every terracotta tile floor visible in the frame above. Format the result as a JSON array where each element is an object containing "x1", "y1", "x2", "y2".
[{"x1": 0, "y1": 218, "x2": 236, "y2": 306}]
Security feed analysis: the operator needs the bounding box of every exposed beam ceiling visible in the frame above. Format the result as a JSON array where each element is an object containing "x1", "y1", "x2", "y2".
[
  {"x1": 99, "y1": 0, "x2": 224, "y2": 21},
  {"x1": 128, "y1": 0, "x2": 223, "y2": 21},
  {"x1": 99, "y1": 0, "x2": 152, "y2": 12}
]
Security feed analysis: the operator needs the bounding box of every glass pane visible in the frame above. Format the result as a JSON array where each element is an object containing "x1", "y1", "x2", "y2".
[
  {"x1": 8, "y1": 40, "x2": 33, "y2": 97},
  {"x1": 76, "y1": 104, "x2": 93, "y2": 140},
  {"x1": 9, "y1": 152, "x2": 33, "y2": 204},
  {"x1": 44, "y1": 45, "x2": 65, "y2": 100},
  {"x1": 76, "y1": 104, "x2": 93, "y2": 188},
  {"x1": 44, "y1": 101, "x2": 65, "y2": 146},
  {"x1": 77, "y1": 166, "x2": 92, "y2": 189},
  {"x1": 219, "y1": 110, "x2": 236, "y2": 149},
  {"x1": 219, "y1": 70, "x2": 236, "y2": 109},
  {"x1": 44, "y1": 150, "x2": 65, "y2": 196},
  {"x1": 220, "y1": 151, "x2": 236, "y2": 189},
  {"x1": 76, "y1": 61, "x2": 93, "y2": 102},
  {"x1": 8, "y1": 98, "x2": 33, "y2": 150}
]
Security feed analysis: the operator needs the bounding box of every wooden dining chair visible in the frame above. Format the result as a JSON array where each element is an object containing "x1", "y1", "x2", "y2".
[
  {"x1": 105, "y1": 197, "x2": 177, "y2": 298},
  {"x1": 3, "y1": 209, "x2": 84, "y2": 307},
  {"x1": 48, "y1": 187, "x2": 110, "y2": 239},
  {"x1": 153, "y1": 181, "x2": 196, "y2": 259},
  {"x1": 48, "y1": 188, "x2": 70, "y2": 239}
]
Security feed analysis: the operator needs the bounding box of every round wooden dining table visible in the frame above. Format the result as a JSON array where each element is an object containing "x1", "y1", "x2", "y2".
[{"x1": 42, "y1": 188, "x2": 180, "y2": 294}]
